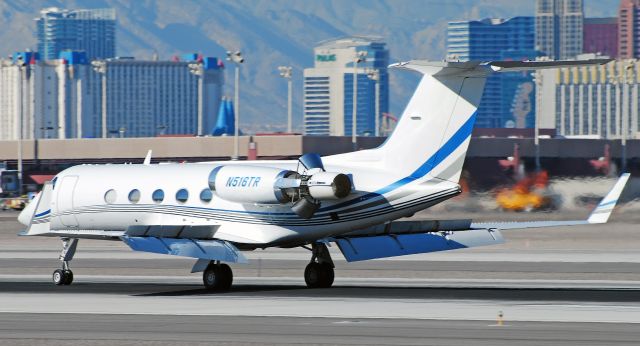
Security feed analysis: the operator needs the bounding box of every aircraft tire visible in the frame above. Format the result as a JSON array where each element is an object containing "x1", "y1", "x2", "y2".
[
  {"x1": 218, "y1": 263, "x2": 233, "y2": 291},
  {"x1": 63, "y1": 270, "x2": 74, "y2": 285},
  {"x1": 304, "y1": 262, "x2": 334, "y2": 288},
  {"x1": 52, "y1": 269, "x2": 65, "y2": 286},
  {"x1": 319, "y1": 263, "x2": 334, "y2": 288},
  {"x1": 203, "y1": 263, "x2": 233, "y2": 291}
]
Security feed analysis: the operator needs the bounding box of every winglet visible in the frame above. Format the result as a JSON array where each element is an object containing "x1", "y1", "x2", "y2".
[
  {"x1": 587, "y1": 173, "x2": 631, "y2": 224},
  {"x1": 143, "y1": 150, "x2": 152, "y2": 165}
]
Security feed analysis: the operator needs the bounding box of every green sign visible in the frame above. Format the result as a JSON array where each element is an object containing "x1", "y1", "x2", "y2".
[{"x1": 316, "y1": 54, "x2": 336, "y2": 62}]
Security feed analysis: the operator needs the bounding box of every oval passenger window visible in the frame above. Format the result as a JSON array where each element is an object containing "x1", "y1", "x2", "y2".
[
  {"x1": 176, "y1": 189, "x2": 189, "y2": 203},
  {"x1": 152, "y1": 189, "x2": 164, "y2": 203},
  {"x1": 104, "y1": 189, "x2": 117, "y2": 204},
  {"x1": 128, "y1": 189, "x2": 141, "y2": 203}
]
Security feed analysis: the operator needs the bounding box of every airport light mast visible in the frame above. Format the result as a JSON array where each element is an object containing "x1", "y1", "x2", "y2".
[
  {"x1": 91, "y1": 60, "x2": 107, "y2": 138},
  {"x1": 278, "y1": 66, "x2": 293, "y2": 133},
  {"x1": 16, "y1": 55, "x2": 26, "y2": 196},
  {"x1": 352, "y1": 50, "x2": 367, "y2": 150},
  {"x1": 188, "y1": 60, "x2": 205, "y2": 136},
  {"x1": 227, "y1": 50, "x2": 244, "y2": 160},
  {"x1": 365, "y1": 68, "x2": 380, "y2": 137}
]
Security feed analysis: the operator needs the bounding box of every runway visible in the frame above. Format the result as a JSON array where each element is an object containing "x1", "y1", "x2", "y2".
[{"x1": 2, "y1": 212, "x2": 640, "y2": 345}]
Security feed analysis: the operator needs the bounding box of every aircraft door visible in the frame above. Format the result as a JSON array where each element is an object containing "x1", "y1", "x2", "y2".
[{"x1": 56, "y1": 176, "x2": 79, "y2": 228}]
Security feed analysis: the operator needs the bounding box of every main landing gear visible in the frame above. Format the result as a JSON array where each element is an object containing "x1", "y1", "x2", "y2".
[
  {"x1": 202, "y1": 261, "x2": 233, "y2": 291},
  {"x1": 304, "y1": 242, "x2": 335, "y2": 288},
  {"x1": 53, "y1": 238, "x2": 78, "y2": 286}
]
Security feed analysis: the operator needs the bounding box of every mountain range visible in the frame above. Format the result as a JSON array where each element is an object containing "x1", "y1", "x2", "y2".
[{"x1": 0, "y1": 0, "x2": 618, "y2": 132}]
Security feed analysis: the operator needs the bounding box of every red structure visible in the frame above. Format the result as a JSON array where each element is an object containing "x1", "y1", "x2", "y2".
[
  {"x1": 583, "y1": 17, "x2": 618, "y2": 58},
  {"x1": 619, "y1": 0, "x2": 640, "y2": 59}
]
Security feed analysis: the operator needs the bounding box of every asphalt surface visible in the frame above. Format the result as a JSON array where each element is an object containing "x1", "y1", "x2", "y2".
[
  {"x1": 1, "y1": 210, "x2": 640, "y2": 345},
  {"x1": 2, "y1": 314, "x2": 639, "y2": 346}
]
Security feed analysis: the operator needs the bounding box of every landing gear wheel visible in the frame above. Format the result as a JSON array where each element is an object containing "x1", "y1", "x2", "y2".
[
  {"x1": 63, "y1": 270, "x2": 74, "y2": 285},
  {"x1": 203, "y1": 263, "x2": 233, "y2": 291},
  {"x1": 53, "y1": 269, "x2": 65, "y2": 286},
  {"x1": 304, "y1": 262, "x2": 334, "y2": 288},
  {"x1": 218, "y1": 263, "x2": 233, "y2": 291}
]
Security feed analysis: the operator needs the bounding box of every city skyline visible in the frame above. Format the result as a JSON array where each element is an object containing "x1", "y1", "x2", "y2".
[{"x1": 0, "y1": 0, "x2": 618, "y2": 133}]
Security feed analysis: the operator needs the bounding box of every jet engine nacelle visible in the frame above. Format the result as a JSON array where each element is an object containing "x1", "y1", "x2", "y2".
[
  {"x1": 307, "y1": 171, "x2": 351, "y2": 200},
  {"x1": 208, "y1": 165, "x2": 352, "y2": 205},
  {"x1": 209, "y1": 165, "x2": 294, "y2": 204}
]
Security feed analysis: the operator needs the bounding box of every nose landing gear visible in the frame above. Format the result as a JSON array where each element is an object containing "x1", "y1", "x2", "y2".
[
  {"x1": 304, "y1": 242, "x2": 335, "y2": 288},
  {"x1": 53, "y1": 238, "x2": 78, "y2": 286}
]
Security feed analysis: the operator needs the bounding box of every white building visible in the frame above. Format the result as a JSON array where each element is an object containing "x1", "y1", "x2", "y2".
[
  {"x1": 536, "y1": 59, "x2": 639, "y2": 139},
  {"x1": 0, "y1": 52, "x2": 224, "y2": 139},
  {"x1": 303, "y1": 37, "x2": 389, "y2": 136}
]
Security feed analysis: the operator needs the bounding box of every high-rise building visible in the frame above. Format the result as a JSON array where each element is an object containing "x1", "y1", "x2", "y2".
[
  {"x1": 0, "y1": 52, "x2": 224, "y2": 140},
  {"x1": 535, "y1": 0, "x2": 584, "y2": 60},
  {"x1": 36, "y1": 7, "x2": 116, "y2": 61},
  {"x1": 447, "y1": 17, "x2": 538, "y2": 128},
  {"x1": 583, "y1": 18, "x2": 618, "y2": 58},
  {"x1": 619, "y1": 0, "x2": 640, "y2": 59},
  {"x1": 536, "y1": 60, "x2": 636, "y2": 139},
  {"x1": 303, "y1": 37, "x2": 389, "y2": 136}
]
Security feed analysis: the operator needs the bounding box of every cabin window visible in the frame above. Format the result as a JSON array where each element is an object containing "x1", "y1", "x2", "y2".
[
  {"x1": 104, "y1": 189, "x2": 117, "y2": 204},
  {"x1": 128, "y1": 189, "x2": 141, "y2": 203},
  {"x1": 200, "y1": 188, "x2": 213, "y2": 203},
  {"x1": 176, "y1": 188, "x2": 189, "y2": 203},
  {"x1": 152, "y1": 189, "x2": 164, "y2": 203}
]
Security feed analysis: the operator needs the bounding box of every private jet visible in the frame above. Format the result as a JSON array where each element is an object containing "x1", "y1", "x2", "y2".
[{"x1": 19, "y1": 58, "x2": 627, "y2": 290}]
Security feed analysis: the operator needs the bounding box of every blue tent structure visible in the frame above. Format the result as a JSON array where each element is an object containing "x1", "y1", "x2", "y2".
[{"x1": 212, "y1": 98, "x2": 235, "y2": 136}]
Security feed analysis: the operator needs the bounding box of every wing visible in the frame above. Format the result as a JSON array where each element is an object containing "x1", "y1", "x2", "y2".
[{"x1": 332, "y1": 174, "x2": 630, "y2": 262}]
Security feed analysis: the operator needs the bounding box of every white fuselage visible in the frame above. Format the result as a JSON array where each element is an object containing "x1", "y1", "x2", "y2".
[{"x1": 39, "y1": 159, "x2": 460, "y2": 247}]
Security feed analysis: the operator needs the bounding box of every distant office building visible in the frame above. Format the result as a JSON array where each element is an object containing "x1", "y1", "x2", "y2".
[
  {"x1": 0, "y1": 52, "x2": 224, "y2": 140},
  {"x1": 583, "y1": 18, "x2": 618, "y2": 58},
  {"x1": 303, "y1": 36, "x2": 389, "y2": 136},
  {"x1": 536, "y1": 59, "x2": 637, "y2": 138},
  {"x1": 619, "y1": 0, "x2": 640, "y2": 59},
  {"x1": 99, "y1": 55, "x2": 223, "y2": 138},
  {"x1": 535, "y1": 0, "x2": 584, "y2": 60},
  {"x1": 447, "y1": 17, "x2": 538, "y2": 128},
  {"x1": 36, "y1": 7, "x2": 116, "y2": 61}
]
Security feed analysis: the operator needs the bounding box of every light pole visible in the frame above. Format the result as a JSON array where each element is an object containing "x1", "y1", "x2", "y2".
[
  {"x1": 227, "y1": 50, "x2": 244, "y2": 160},
  {"x1": 16, "y1": 56, "x2": 26, "y2": 195},
  {"x1": 533, "y1": 72, "x2": 542, "y2": 171},
  {"x1": 278, "y1": 66, "x2": 293, "y2": 133},
  {"x1": 352, "y1": 50, "x2": 367, "y2": 150},
  {"x1": 91, "y1": 60, "x2": 107, "y2": 138},
  {"x1": 365, "y1": 68, "x2": 380, "y2": 137},
  {"x1": 622, "y1": 62, "x2": 634, "y2": 173},
  {"x1": 188, "y1": 61, "x2": 204, "y2": 136}
]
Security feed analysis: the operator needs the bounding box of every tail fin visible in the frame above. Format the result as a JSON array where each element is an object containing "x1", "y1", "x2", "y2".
[
  {"x1": 349, "y1": 59, "x2": 612, "y2": 184},
  {"x1": 378, "y1": 61, "x2": 488, "y2": 183}
]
